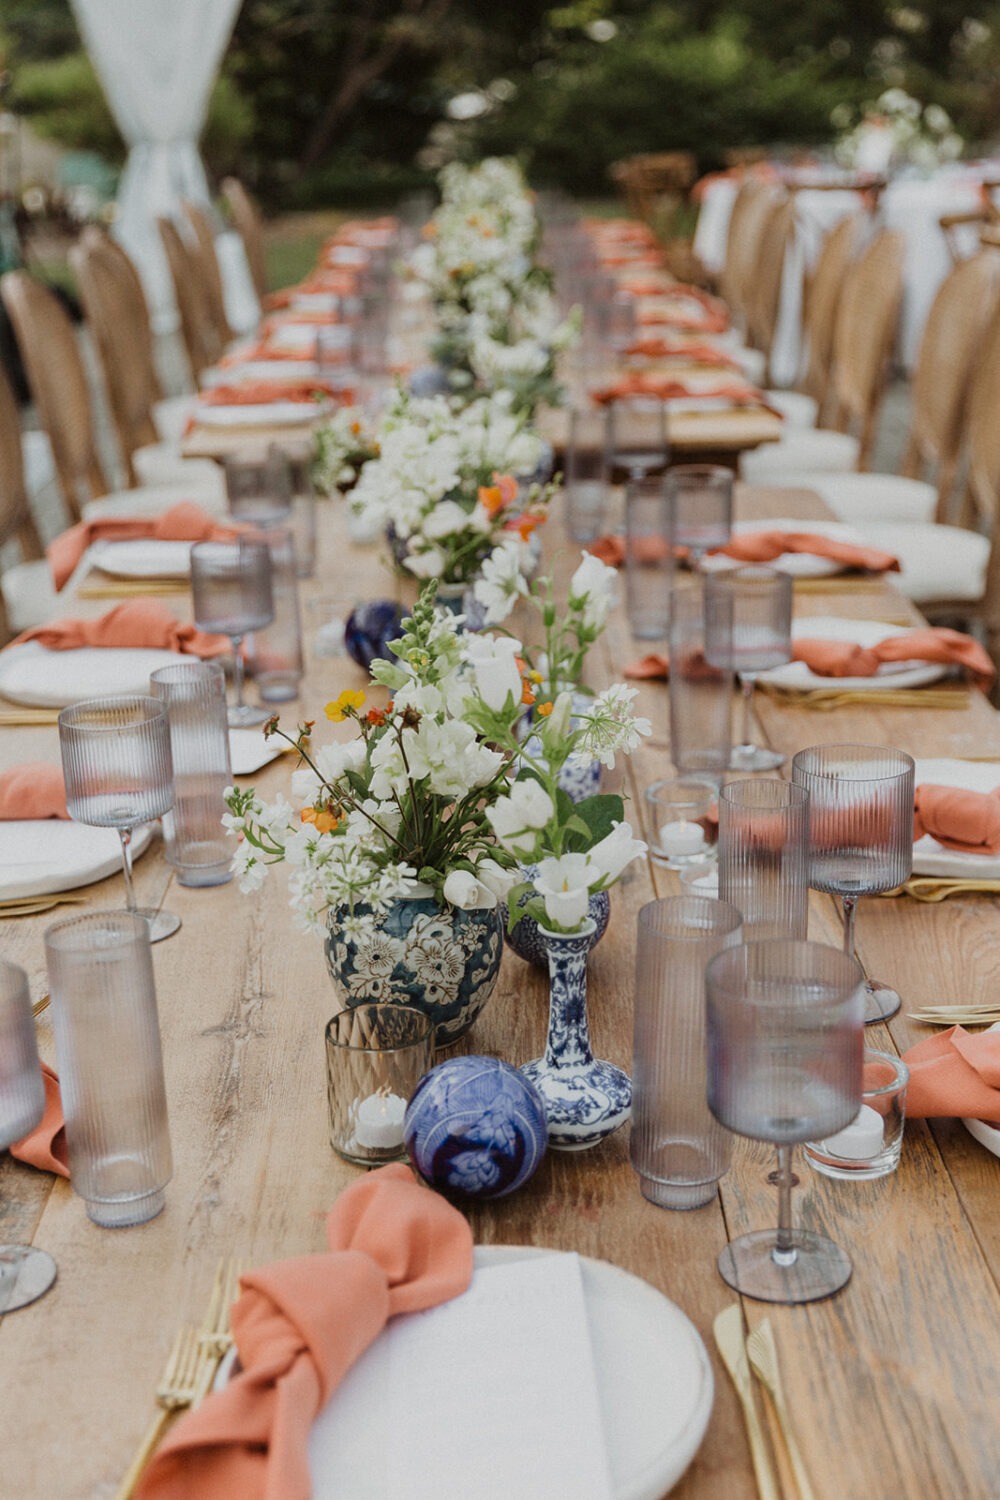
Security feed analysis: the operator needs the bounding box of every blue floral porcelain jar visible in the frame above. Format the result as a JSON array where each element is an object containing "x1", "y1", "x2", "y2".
[
  {"x1": 404, "y1": 1055, "x2": 548, "y2": 1198},
  {"x1": 324, "y1": 888, "x2": 503, "y2": 1045},
  {"x1": 501, "y1": 864, "x2": 611, "y2": 969}
]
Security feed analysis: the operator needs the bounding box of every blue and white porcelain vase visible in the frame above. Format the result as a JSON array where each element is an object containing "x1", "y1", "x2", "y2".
[
  {"x1": 501, "y1": 864, "x2": 610, "y2": 969},
  {"x1": 521, "y1": 919, "x2": 631, "y2": 1151},
  {"x1": 324, "y1": 886, "x2": 503, "y2": 1044},
  {"x1": 520, "y1": 691, "x2": 602, "y2": 805}
]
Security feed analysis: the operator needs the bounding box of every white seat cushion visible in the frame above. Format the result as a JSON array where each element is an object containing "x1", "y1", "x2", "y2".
[
  {"x1": 81, "y1": 482, "x2": 228, "y2": 522},
  {"x1": 764, "y1": 391, "x2": 817, "y2": 429},
  {"x1": 2, "y1": 559, "x2": 57, "y2": 633},
  {"x1": 730, "y1": 347, "x2": 767, "y2": 385},
  {"x1": 856, "y1": 522, "x2": 990, "y2": 605},
  {"x1": 740, "y1": 429, "x2": 859, "y2": 482},
  {"x1": 133, "y1": 443, "x2": 225, "y2": 498},
  {"x1": 755, "y1": 473, "x2": 938, "y2": 525},
  {"x1": 21, "y1": 431, "x2": 56, "y2": 500},
  {"x1": 152, "y1": 395, "x2": 197, "y2": 445}
]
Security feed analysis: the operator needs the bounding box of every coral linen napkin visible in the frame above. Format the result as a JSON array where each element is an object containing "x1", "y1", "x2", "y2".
[
  {"x1": 792, "y1": 628, "x2": 996, "y2": 692},
  {"x1": 589, "y1": 374, "x2": 764, "y2": 406},
  {"x1": 717, "y1": 530, "x2": 900, "y2": 573},
  {"x1": 135, "y1": 1164, "x2": 473, "y2": 1500},
  {"x1": 15, "y1": 599, "x2": 229, "y2": 660},
  {"x1": 48, "y1": 502, "x2": 238, "y2": 591},
  {"x1": 913, "y1": 785, "x2": 1000, "y2": 855},
  {"x1": 198, "y1": 379, "x2": 337, "y2": 407},
  {"x1": 902, "y1": 1027, "x2": 1000, "y2": 1120},
  {"x1": 0, "y1": 763, "x2": 68, "y2": 819},
  {"x1": 10, "y1": 1063, "x2": 69, "y2": 1177}
]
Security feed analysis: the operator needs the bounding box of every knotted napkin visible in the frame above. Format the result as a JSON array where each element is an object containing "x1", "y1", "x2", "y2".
[
  {"x1": 902, "y1": 1026, "x2": 1000, "y2": 1120},
  {"x1": 912, "y1": 784, "x2": 1000, "y2": 855},
  {"x1": 590, "y1": 374, "x2": 765, "y2": 406},
  {"x1": 588, "y1": 530, "x2": 897, "y2": 573},
  {"x1": 48, "y1": 502, "x2": 238, "y2": 591},
  {"x1": 10, "y1": 1063, "x2": 69, "y2": 1177},
  {"x1": 623, "y1": 338, "x2": 740, "y2": 367},
  {"x1": 135, "y1": 1164, "x2": 474, "y2": 1500},
  {"x1": 0, "y1": 763, "x2": 68, "y2": 820},
  {"x1": 15, "y1": 599, "x2": 229, "y2": 660},
  {"x1": 198, "y1": 379, "x2": 337, "y2": 407},
  {"x1": 792, "y1": 628, "x2": 995, "y2": 692}
]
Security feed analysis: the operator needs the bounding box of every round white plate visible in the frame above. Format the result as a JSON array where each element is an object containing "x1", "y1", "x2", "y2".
[
  {"x1": 758, "y1": 616, "x2": 948, "y2": 693},
  {"x1": 203, "y1": 361, "x2": 321, "y2": 386},
  {"x1": 0, "y1": 644, "x2": 182, "y2": 708},
  {"x1": 912, "y1": 758, "x2": 1000, "y2": 879},
  {"x1": 963, "y1": 1023, "x2": 1000, "y2": 1156},
  {"x1": 217, "y1": 1246, "x2": 713, "y2": 1500},
  {"x1": 0, "y1": 821, "x2": 152, "y2": 900},
  {"x1": 268, "y1": 324, "x2": 334, "y2": 350},
  {"x1": 701, "y1": 519, "x2": 864, "y2": 578},
  {"x1": 89, "y1": 540, "x2": 194, "y2": 580},
  {"x1": 197, "y1": 399, "x2": 331, "y2": 427}
]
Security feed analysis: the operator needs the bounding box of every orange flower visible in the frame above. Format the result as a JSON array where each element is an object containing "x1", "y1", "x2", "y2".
[
  {"x1": 477, "y1": 472, "x2": 519, "y2": 516},
  {"x1": 508, "y1": 512, "x2": 545, "y2": 541},
  {"x1": 537, "y1": 701, "x2": 554, "y2": 717},
  {"x1": 521, "y1": 680, "x2": 536, "y2": 706},
  {"x1": 301, "y1": 806, "x2": 338, "y2": 833},
  {"x1": 366, "y1": 707, "x2": 387, "y2": 726}
]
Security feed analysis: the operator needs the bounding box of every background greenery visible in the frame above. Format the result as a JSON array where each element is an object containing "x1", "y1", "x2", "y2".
[{"x1": 4, "y1": 0, "x2": 1000, "y2": 206}]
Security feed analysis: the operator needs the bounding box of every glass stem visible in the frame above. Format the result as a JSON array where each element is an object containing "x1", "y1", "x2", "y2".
[
  {"x1": 118, "y1": 826, "x2": 137, "y2": 913},
  {"x1": 841, "y1": 893, "x2": 859, "y2": 960},
  {"x1": 231, "y1": 634, "x2": 247, "y2": 710},
  {"x1": 738, "y1": 673, "x2": 756, "y2": 748},
  {"x1": 773, "y1": 1144, "x2": 798, "y2": 1267}
]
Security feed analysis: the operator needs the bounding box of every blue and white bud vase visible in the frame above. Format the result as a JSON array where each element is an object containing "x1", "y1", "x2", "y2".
[{"x1": 521, "y1": 919, "x2": 631, "y2": 1151}]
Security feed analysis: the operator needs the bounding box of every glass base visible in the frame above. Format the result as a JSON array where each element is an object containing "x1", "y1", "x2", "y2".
[
  {"x1": 718, "y1": 1228, "x2": 852, "y2": 1303},
  {"x1": 0, "y1": 1245, "x2": 57, "y2": 1312},
  {"x1": 227, "y1": 703, "x2": 271, "y2": 727},
  {"x1": 85, "y1": 1186, "x2": 166, "y2": 1228},
  {"x1": 638, "y1": 1174, "x2": 721, "y2": 1210},
  {"x1": 137, "y1": 908, "x2": 182, "y2": 944},
  {"x1": 864, "y1": 980, "x2": 901, "y2": 1024},
  {"x1": 729, "y1": 743, "x2": 785, "y2": 773}
]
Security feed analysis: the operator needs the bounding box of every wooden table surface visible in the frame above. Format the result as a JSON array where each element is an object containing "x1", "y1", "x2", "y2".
[{"x1": 2, "y1": 483, "x2": 1000, "y2": 1500}]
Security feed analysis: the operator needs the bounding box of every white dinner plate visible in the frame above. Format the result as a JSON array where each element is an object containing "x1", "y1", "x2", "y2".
[
  {"x1": 701, "y1": 519, "x2": 865, "y2": 578},
  {"x1": 197, "y1": 399, "x2": 331, "y2": 427},
  {"x1": 0, "y1": 821, "x2": 152, "y2": 900},
  {"x1": 0, "y1": 643, "x2": 182, "y2": 708},
  {"x1": 268, "y1": 324, "x2": 334, "y2": 350},
  {"x1": 217, "y1": 1247, "x2": 713, "y2": 1500},
  {"x1": 962, "y1": 1023, "x2": 1000, "y2": 1156},
  {"x1": 202, "y1": 360, "x2": 321, "y2": 387},
  {"x1": 757, "y1": 617, "x2": 948, "y2": 693},
  {"x1": 912, "y1": 758, "x2": 1000, "y2": 879},
  {"x1": 228, "y1": 729, "x2": 284, "y2": 776},
  {"x1": 89, "y1": 540, "x2": 194, "y2": 580}
]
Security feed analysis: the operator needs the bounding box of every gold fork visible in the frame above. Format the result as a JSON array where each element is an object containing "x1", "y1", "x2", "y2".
[
  {"x1": 713, "y1": 1306, "x2": 781, "y2": 1500},
  {"x1": 746, "y1": 1319, "x2": 816, "y2": 1500},
  {"x1": 113, "y1": 1325, "x2": 207, "y2": 1500},
  {"x1": 194, "y1": 1256, "x2": 244, "y2": 1402}
]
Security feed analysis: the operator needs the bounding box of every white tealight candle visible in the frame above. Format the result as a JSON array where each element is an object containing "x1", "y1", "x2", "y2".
[
  {"x1": 691, "y1": 869, "x2": 720, "y2": 897},
  {"x1": 821, "y1": 1104, "x2": 884, "y2": 1161},
  {"x1": 658, "y1": 819, "x2": 707, "y2": 858},
  {"x1": 354, "y1": 1091, "x2": 407, "y2": 1150}
]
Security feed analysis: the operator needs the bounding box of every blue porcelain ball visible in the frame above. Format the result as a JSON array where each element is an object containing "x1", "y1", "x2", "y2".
[
  {"x1": 404, "y1": 1055, "x2": 548, "y2": 1199},
  {"x1": 344, "y1": 600, "x2": 406, "y2": 671}
]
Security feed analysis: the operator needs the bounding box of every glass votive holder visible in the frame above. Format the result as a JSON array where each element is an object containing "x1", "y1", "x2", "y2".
[
  {"x1": 645, "y1": 778, "x2": 717, "y2": 868},
  {"x1": 678, "y1": 859, "x2": 721, "y2": 900},
  {"x1": 325, "y1": 1003, "x2": 435, "y2": 1167},
  {"x1": 803, "y1": 1048, "x2": 909, "y2": 1181}
]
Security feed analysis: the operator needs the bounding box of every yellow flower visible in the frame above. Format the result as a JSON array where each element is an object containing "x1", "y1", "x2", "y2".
[{"x1": 325, "y1": 689, "x2": 366, "y2": 722}]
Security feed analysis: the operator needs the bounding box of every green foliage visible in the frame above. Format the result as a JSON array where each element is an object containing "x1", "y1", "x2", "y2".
[{"x1": 10, "y1": 51, "x2": 123, "y2": 162}]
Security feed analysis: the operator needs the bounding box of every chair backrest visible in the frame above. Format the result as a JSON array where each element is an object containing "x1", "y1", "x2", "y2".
[
  {"x1": 0, "y1": 270, "x2": 106, "y2": 520},
  {"x1": 158, "y1": 216, "x2": 222, "y2": 380},
  {"x1": 221, "y1": 177, "x2": 268, "y2": 303},
  {"x1": 0, "y1": 360, "x2": 45, "y2": 568},
  {"x1": 801, "y1": 213, "x2": 860, "y2": 414},
  {"x1": 829, "y1": 228, "x2": 905, "y2": 469},
  {"x1": 745, "y1": 193, "x2": 796, "y2": 372},
  {"x1": 70, "y1": 230, "x2": 161, "y2": 485},
  {"x1": 940, "y1": 207, "x2": 1000, "y2": 266},
  {"x1": 181, "y1": 199, "x2": 234, "y2": 348},
  {"x1": 902, "y1": 248, "x2": 1000, "y2": 520},
  {"x1": 721, "y1": 179, "x2": 780, "y2": 332}
]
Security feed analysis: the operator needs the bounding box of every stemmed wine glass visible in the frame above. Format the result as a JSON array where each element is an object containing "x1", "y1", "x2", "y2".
[
  {"x1": 223, "y1": 447, "x2": 293, "y2": 525},
  {"x1": 667, "y1": 464, "x2": 734, "y2": 570},
  {"x1": 791, "y1": 743, "x2": 915, "y2": 1024},
  {"x1": 704, "y1": 565, "x2": 792, "y2": 772},
  {"x1": 705, "y1": 939, "x2": 865, "y2": 1303},
  {"x1": 606, "y1": 399, "x2": 669, "y2": 481},
  {"x1": 190, "y1": 537, "x2": 274, "y2": 727},
  {"x1": 0, "y1": 960, "x2": 58, "y2": 1312},
  {"x1": 58, "y1": 696, "x2": 180, "y2": 943}
]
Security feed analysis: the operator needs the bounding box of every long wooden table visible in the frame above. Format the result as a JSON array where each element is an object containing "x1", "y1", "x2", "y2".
[{"x1": 2, "y1": 484, "x2": 1000, "y2": 1499}]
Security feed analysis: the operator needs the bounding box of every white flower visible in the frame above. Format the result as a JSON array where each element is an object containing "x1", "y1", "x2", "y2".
[
  {"x1": 472, "y1": 540, "x2": 528, "y2": 625},
  {"x1": 576, "y1": 683, "x2": 652, "y2": 769},
  {"x1": 405, "y1": 545, "x2": 447, "y2": 579},
  {"x1": 443, "y1": 868, "x2": 498, "y2": 910},
  {"x1": 587, "y1": 820, "x2": 647, "y2": 885},
  {"x1": 534, "y1": 853, "x2": 593, "y2": 931},
  {"x1": 232, "y1": 841, "x2": 267, "y2": 893},
  {"x1": 569, "y1": 552, "x2": 617, "y2": 631},
  {"x1": 487, "y1": 778, "x2": 555, "y2": 853},
  {"x1": 463, "y1": 633, "x2": 523, "y2": 713},
  {"x1": 422, "y1": 499, "x2": 472, "y2": 541},
  {"x1": 476, "y1": 857, "x2": 517, "y2": 902}
]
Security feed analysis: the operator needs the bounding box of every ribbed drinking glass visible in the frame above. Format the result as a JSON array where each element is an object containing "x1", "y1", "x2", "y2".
[
  {"x1": 718, "y1": 778, "x2": 809, "y2": 940},
  {"x1": 0, "y1": 961, "x2": 57, "y2": 1310},
  {"x1": 704, "y1": 565, "x2": 792, "y2": 772},
  {"x1": 149, "y1": 661, "x2": 234, "y2": 887},
  {"x1": 667, "y1": 464, "x2": 733, "y2": 569},
  {"x1": 190, "y1": 537, "x2": 274, "y2": 727}
]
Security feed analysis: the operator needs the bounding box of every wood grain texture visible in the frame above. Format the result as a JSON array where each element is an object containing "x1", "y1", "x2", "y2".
[{"x1": 2, "y1": 483, "x2": 1000, "y2": 1498}]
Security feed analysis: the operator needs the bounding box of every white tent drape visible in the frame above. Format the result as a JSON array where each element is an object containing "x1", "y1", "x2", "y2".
[{"x1": 70, "y1": 0, "x2": 242, "y2": 330}]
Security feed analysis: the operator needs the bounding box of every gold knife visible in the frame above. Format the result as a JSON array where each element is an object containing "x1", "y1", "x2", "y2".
[{"x1": 713, "y1": 1305, "x2": 781, "y2": 1500}]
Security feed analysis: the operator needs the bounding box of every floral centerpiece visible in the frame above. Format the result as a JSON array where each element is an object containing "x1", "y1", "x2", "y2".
[
  {"x1": 348, "y1": 389, "x2": 554, "y2": 586},
  {"x1": 311, "y1": 406, "x2": 380, "y2": 496},
  {"x1": 833, "y1": 88, "x2": 963, "y2": 176}
]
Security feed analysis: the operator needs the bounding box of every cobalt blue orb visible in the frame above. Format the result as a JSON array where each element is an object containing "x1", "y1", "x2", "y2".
[
  {"x1": 344, "y1": 600, "x2": 406, "y2": 671},
  {"x1": 404, "y1": 1055, "x2": 548, "y2": 1199}
]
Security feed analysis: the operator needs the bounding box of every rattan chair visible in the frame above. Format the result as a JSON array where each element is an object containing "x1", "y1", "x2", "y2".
[
  {"x1": 801, "y1": 212, "x2": 861, "y2": 418},
  {"x1": 720, "y1": 178, "x2": 781, "y2": 335},
  {"x1": 0, "y1": 363, "x2": 54, "y2": 639},
  {"x1": 744, "y1": 192, "x2": 796, "y2": 385},
  {"x1": 158, "y1": 215, "x2": 223, "y2": 381},
  {"x1": 221, "y1": 177, "x2": 268, "y2": 304},
  {"x1": 181, "y1": 199, "x2": 235, "y2": 350},
  {"x1": 826, "y1": 228, "x2": 905, "y2": 470}
]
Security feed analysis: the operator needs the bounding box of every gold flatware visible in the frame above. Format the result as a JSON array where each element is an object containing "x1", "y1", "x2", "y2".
[
  {"x1": 760, "y1": 686, "x2": 969, "y2": 711},
  {"x1": 713, "y1": 1305, "x2": 781, "y2": 1500},
  {"x1": 0, "y1": 709, "x2": 62, "y2": 725},
  {"x1": 0, "y1": 893, "x2": 88, "y2": 918},
  {"x1": 194, "y1": 1256, "x2": 244, "y2": 1402},
  {"x1": 747, "y1": 1319, "x2": 816, "y2": 1500},
  {"x1": 32, "y1": 993, "x2": 50, "y2": 1019},
  {"x1": 113, "y1": 1325, "x2": 207, "y2": 1500},
  {"x1": 909, "y1": 1003, "x2": 1000, "y2": 1025},
  {"x1": 897, "y1": 877, "x2": 1000, "y2": 903},
  {"x1": 77, "y1": 580, "x2": 186, "y2": 599},
  {"x1": 792, "y1": 576, "x2": 895, "y2": 594}
]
